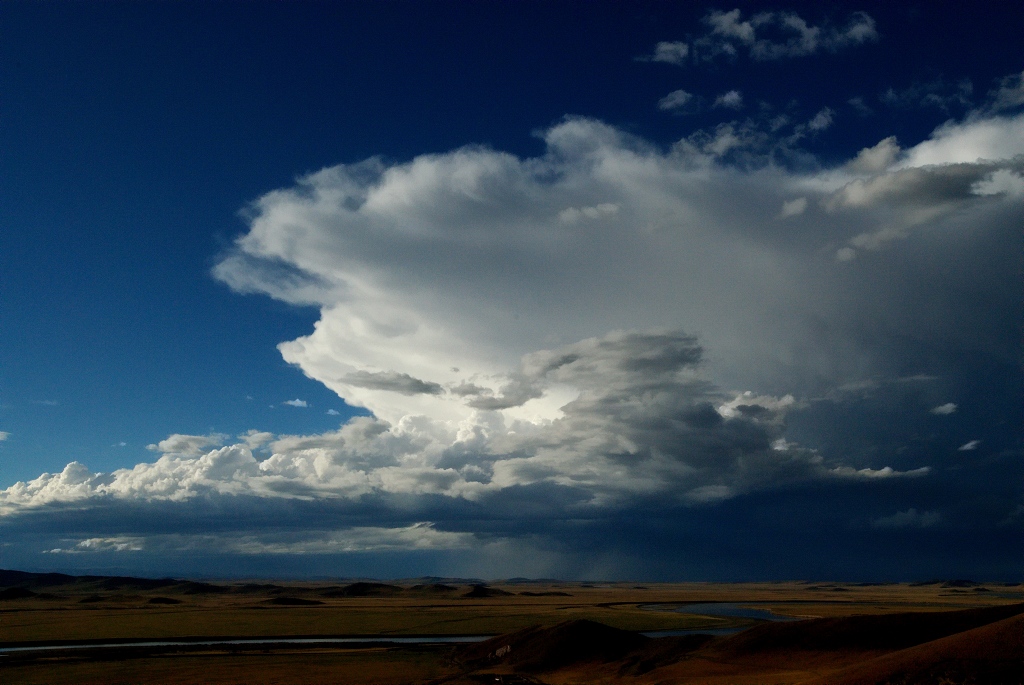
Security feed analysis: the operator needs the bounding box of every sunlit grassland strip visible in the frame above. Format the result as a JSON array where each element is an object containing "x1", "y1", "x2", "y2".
[{"x1": 0, "y1": 602, "x2": 716, "y2": 643}]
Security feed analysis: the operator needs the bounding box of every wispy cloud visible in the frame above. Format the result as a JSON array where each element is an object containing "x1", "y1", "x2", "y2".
[
  {"x1": 848, "y1": 96, "x2": 874, "y2": 116},
  {"x1": 831, "y1": 466, "x2": 930, "y2": 480},
  {"x1": 657, "y1": 89, "x2": 693, "y2": 112},
  {"x1": 713, "y1": 90, "x2": 743, "y2": 109},
  {"x1": 557, "y1": 202, "x2": 619, "y2": 223},
  {"x1": 880, "y1": 78, "x2": 973, "y2": 112},
  {"x1": 44, "y1": 525, "x2": 471, "y2": 556},
  {"x1": 225, "y1": 524, "x2": 474, "y2": 554},
  {"x1": 872, "y1": 508, "x2": 941, "y2": 529},
  {"x1": 45, "y1": 536, "x2": 145, "y2": 554},
  {"x1": 283, "y1": 398, "x2": 309, "y2": 407},
  {"x1": 807, "y1": 107, "x2": 834, "y2": 132},
  {"x1": 639, "y1": 41, "x2": 689, "y2": 65},
  {"x1": 646, "y1": 8, "x2": 878, "y2": 66},
  {"x1": 989, "y1": 70, "x2": 1024, "y2": 112}
]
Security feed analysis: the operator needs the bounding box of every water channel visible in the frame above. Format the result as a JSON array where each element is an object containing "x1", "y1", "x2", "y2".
[{"x1": 0, "y1": 635, "x2": 489, "y2": 654}]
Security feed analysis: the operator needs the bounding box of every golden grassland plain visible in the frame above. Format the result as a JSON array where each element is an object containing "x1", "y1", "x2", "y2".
[{"x1": 2, "y1": 579, "x2": 1022, "y2": 684}]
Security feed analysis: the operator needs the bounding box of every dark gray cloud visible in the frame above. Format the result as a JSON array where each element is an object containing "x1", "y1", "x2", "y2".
[{"x1": 343, "y1": 370, "x2": 444, "y2": 396}]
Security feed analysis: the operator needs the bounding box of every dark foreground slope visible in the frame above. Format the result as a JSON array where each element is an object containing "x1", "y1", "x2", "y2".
[
  {"x1": 802, "y1": 612, "x2": 1024, "y2": 685},
  {"x1": 454, "y1": 602, "x2": 1024, "y2": 684},
  {"x1": 707, "y1": 601, "x2": 1024, "y2": 655}
]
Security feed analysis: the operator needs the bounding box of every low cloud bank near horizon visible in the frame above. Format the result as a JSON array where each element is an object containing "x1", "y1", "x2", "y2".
[
  {"x1": 2, "y1": 106, "x2": 1021, "y2": 579},
  {"x1": 1, "y1": 331, "x2": 934, "y2": 517}
]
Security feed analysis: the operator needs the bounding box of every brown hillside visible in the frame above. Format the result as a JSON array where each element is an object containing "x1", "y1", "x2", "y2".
[
  {"x1": 458, "y1": 618, "x2": 650, "y2": 672},
  {"x1": 319, "y1": 582, "x2": 404, "y2": 597},
  {"x1": 462, "y1": 584, "x2": 515, "y2": 598},
  {"x1": 616, "y1": 633, "x2": 717, "y2": 676}
]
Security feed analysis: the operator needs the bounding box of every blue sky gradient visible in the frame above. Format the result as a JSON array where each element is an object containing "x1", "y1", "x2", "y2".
[{"x1": 1, "y1": 1, "x2": 1021, "y2": 580}]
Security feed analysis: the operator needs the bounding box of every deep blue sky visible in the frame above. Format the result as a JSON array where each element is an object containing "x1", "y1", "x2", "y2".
[{"x1": 0, "y1": 1, "x2": 1021, "y2": 580}]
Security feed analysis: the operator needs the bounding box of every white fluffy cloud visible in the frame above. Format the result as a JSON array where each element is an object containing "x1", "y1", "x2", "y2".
[
  {"x1": 845, "y1": 136, "x2": 899, "y2": 173},
  {"x1": 898, "y1": 115, "x2": 1024, "y2": 167},
  {"x1": 147, "y1": 433, "x2": 226, "y2": 456}
]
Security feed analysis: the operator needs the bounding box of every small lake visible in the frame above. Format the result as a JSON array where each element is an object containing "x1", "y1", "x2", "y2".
[
  {"x1": 659, "y1": 602, "x2": 800, "y2": 622},
  {"x1": 640, "y1": 601, "x2": 802, "y2": 637}
]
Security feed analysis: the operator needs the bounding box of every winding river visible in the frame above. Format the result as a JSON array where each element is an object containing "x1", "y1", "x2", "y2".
[
  {"x1": 0, "y1": 635, "x2": 489, "y2": 654},
  {"x1": 1, "y1": 601, "x2": 803, "y2": 653}
]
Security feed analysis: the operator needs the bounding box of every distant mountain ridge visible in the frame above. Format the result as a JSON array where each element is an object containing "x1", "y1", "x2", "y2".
[{"x1": 0, "y1": 569, "x2": 555, "y2": 599}]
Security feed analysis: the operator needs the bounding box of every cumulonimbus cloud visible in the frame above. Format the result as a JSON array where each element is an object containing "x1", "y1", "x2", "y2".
[{"x1": 1, "y1": 107, "x2": 1020, "y2": 562}]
